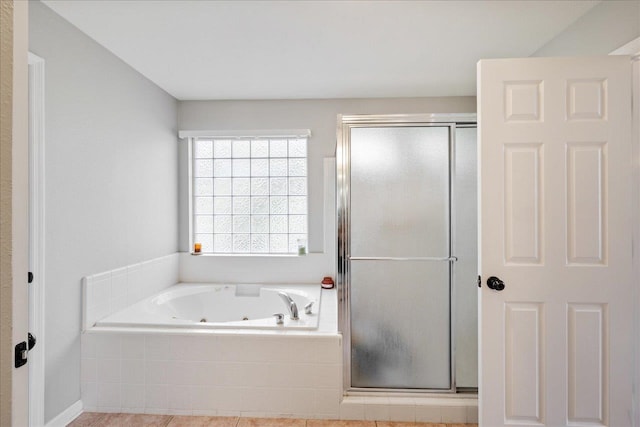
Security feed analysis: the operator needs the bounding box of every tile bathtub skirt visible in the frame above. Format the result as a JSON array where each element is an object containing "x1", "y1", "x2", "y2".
[{"x1": 81, "y1": 332, "x2": 343, "y2": 419}]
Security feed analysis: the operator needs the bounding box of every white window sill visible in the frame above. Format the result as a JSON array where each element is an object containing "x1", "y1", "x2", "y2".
[{"x1": 189, "y1": 252, "x2": 308, "y2": 258}]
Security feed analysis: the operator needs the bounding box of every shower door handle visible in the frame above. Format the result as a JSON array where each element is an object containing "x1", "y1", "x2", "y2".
[{"x1": 487, "y1": 276, "x2": 505, "y2": 291}]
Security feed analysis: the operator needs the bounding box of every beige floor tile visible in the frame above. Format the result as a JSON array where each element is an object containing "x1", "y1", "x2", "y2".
[
  {"x1": 168, "y1": 416, "x2": 239, "y2": 427},
  {"x1": 93, "y1": 413, "x2": 172, "y2": 427},
  {"x1": 67, "y1": 412, "x2": 107, "y2": 427},
  {"x1": 70, "y1": 414, "x2": 477, "y2": 427},
  {"x1": 377, "y1": 423, "x2": 447, "y2": 427},
  {"x1": 236, "y1": 418, "x2": 305, "y2": 427},
  {"x1": 307, "y1": 421, "x2": 376, "y2": 427}
]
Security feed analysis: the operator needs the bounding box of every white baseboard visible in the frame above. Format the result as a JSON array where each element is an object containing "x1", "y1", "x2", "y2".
[{"x1": 45, "y1": 400, "x2": 83, "y2": 427}]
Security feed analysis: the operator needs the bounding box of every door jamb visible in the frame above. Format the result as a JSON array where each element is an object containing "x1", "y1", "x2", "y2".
[
  {"x1": 27, "y1": 52, "x2": 45, "y2": 427},
  {"x1": 631, "y1": 52, "x2": 640, "y2": 427},
  {"x1": 610, "y1": 39, "x2": 640, "y2": 427}
]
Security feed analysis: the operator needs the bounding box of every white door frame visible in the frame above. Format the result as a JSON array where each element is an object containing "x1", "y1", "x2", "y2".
[
  {"x1": 7, "y1": 0, "x2": 31, "y2": 424},
  {"x1": 609, "y1": 38, "x2": 640, "y2": 427},
  {"x1": 633, "y1": 52, "x2": 640, "y2": 427},
  {"x1": 631, "y1": 51, "x2": 640, "y2": 427},
  {"x1": 28, "y1": 52, "x2": 45, "y2": 427}
]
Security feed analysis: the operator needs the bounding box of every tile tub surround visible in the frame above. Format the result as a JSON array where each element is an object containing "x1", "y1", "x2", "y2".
[
  {"x1": 82, "y1": 290, "x2": 341, "y2": 416},
  {"x1": 83, "y1": 253, "x2": 180, "y2": 330}
]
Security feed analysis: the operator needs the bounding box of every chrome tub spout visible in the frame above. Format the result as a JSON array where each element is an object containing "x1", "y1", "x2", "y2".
[{"x1": 278, "y1": 291, "x2": 299, "y2": 320}]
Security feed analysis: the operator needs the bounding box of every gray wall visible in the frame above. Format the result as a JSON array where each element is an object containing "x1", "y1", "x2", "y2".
[
  {"x1": 178, "y1": 97, "x2": 476, "y2": 257},
  {"x1": 533, "y1": 1, "x2": 640, "y2": 57},
  {"x1": 29, "y1": 2, "x2": 179, "y2": 422}
]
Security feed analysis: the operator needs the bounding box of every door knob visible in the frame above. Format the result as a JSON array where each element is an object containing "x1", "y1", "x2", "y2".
[{"x1": 487, "y1": 276, "x2": 505, "y2": 291}]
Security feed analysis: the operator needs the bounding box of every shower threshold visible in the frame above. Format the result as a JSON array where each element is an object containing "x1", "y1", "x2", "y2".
[{"x1": 341, "y1": 393, "x2": 478, "y2": 423}]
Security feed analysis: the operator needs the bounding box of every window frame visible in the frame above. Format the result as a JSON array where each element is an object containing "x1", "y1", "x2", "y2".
[{"x1": 183, "y1": 130, "x2": 311, "y2": 256}]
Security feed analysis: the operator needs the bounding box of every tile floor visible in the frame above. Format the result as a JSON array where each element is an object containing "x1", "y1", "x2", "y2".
[{"x1": 68, "y1": 413, "x2": 480, "y2": 427}]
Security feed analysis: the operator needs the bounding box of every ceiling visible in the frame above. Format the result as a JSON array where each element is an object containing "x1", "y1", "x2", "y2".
[{"x1": 41, "y1": 0, "x2": 599, "y2": 100}]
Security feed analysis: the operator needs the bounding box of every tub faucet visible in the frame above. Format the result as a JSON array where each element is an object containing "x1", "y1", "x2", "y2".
[{"x1": 278, "y1": 292, "x2": 299, "y2": 320}]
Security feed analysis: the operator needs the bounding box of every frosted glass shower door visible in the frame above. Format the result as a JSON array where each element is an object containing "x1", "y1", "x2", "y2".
[{"x1": 348, "y1": 126, "x2": 452, "y2": 390}]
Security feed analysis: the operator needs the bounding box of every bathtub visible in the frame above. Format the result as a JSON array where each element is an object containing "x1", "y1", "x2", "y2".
[{"x1": 94, "y1": 283, "x2": 321, "y2": 330}]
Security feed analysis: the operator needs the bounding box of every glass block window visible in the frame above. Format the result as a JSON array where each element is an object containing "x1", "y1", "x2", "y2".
[{"x1": 192, "y1": 136, "x2": 308, "y2": 254}]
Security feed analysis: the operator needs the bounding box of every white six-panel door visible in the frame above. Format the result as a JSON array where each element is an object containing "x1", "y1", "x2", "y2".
[{"x1": 478, "y1": 56, "x2": 632, "y2": 426}]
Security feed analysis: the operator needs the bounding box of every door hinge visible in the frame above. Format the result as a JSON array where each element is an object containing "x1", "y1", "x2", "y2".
[
  {"x1": 15, "y1": 342, "x2": 27, "y2": 368},
  {"x1": 14, "y1": 333, "x2": 36, "y2": 368},
  {"x1": 28, "y1": 271, "x2": 33, "y2": 284},
  {"x1": 477, "y1": 275, "x2": 482, "y2": 288}
]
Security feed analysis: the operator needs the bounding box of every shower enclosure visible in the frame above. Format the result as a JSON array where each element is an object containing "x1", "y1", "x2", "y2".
[{"x1": 337, "y1": 114, "x2": 477, "y2": 392}]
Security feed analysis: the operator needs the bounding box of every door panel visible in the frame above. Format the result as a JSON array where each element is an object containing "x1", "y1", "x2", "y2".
[
  {"x1": 479, "y1": 56, "x2": 632, "y2": 426},
  {"x1": 350, "y1": 260, "x2": 450, "y2": 389},
  {"x1": 567, "y1": 303, "x2": 607, "y2": 424},
  {"x1": 566, "y1": 142, "x2": 606, "y2": 265},
  {"x1": 504, "y1": 302, "x2": 544, "y2": 424},
  {"x1": 350, "y1": 126, "x2": 449, "y2": 258},
  {"x1": 503, "y1": 142, "x2": 543, "y2": 265}
]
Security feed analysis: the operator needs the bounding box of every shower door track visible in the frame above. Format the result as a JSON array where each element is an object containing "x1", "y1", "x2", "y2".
[{"x1": 337, "y1": 113, "x2": 477, "y2": 395}]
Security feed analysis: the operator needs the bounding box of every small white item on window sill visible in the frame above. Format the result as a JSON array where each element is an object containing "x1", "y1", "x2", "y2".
[{"x1": 297, "y1": 239, "x2": 307, "y2": 256}]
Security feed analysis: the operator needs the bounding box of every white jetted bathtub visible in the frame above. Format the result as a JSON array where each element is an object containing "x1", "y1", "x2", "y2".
[{"x1": 95, "y1": 283, "x2": 321, "y2": 330}]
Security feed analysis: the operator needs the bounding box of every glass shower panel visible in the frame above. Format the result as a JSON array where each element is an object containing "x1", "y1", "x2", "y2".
[
  {"x1": 454, "y1": 127, "x2": 478, "y2": 388},
  {"x1": 350, "y1": 126, "x2": 450, "y2": 258},
  {"x1": 350, "y1": 260, "x2": 451, "y2": 389},
  {"x1": 348, "y1": 124, "x2": 452, "y2": 390}
]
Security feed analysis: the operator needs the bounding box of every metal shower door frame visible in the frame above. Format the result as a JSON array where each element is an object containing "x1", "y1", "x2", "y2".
[{"x1": 337, "y1": 113, "x2": 477, "y2": 394}]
